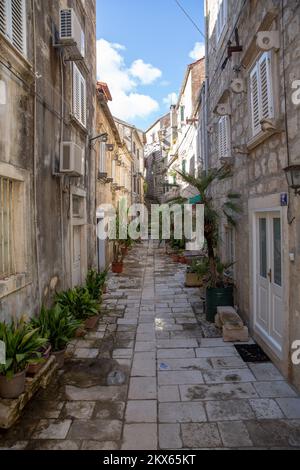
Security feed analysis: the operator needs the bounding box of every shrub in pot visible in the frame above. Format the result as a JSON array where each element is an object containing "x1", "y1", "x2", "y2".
[
  {"x1": 86, "y1": 268, "x2": 108, "y2": 301},
  {"x1": 179, "y1": 165, "x2": 241, "y2": 322},
  {"x1": 0, "y1": 318, "x2": 48, "y2": 398},
  {"x1": 185, "y1": 259, "x2": 208, "y2": 287},
  {"x1": 31, "y1": 305, "x2": 81, "y2": 368},
  {"x1": 56, "y1": 287, "x2": 100, "y2": 330}
]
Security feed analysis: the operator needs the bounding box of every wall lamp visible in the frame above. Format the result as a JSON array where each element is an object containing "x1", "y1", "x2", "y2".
[
  {"x1": 284, "y1": 165, "x2": 300, "y2": 195},
  {"x1": 89, "y1": 133, "x2": 108, "y2": 145}
]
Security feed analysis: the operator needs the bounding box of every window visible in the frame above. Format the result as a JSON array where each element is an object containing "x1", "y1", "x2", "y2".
[
  {"x1": 180, "y1": 106, "x2": 185, "y2": 123},
  {"x1": 73, "y1": 64, "x2": 87, "y2": 127},
  {"x1": 137, "y1": 149, "x2": 140, "y2": 160},
  {"x1": 250, "y1": 52, "x2": 274, "y2": 137},
  {"x1": 225, "y1": 226, "x2": 235, "y2": 265},
  {"x1": 189, "y1": 156, "x2": 195, "y2": 176},
  {"x1": 99, "y1": 142, "x2": 106, "y2": 173},
  {"x1": 218, "y1": 115, "x2": 231, "y2": 159},
  {"x1": 216, "y1": 0, "x2": 228, "y2": 43},
  {"x1": 72, "y1": 195, "x2": 85, "y2": 219},
  {"x1": 0, "y1": 0, "x2": 26, "y2": 56},
  {"x1": 182, "y1": 160, "x2": 186, "y2": 174},
  {"x1": 133, "y1": 142, "x2": 136, "y2": 154},
  {"x1": 0, "y1": 176, "x2": 15, "y2": 279}
]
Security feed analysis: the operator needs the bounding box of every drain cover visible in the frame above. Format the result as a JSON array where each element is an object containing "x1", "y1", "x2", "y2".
[
  {"x1": 107, "y1": 370, "x2": 126, "y2": 385},
  {"x1": 235, "y1": 344, "x2": 271, "y2": 363}
]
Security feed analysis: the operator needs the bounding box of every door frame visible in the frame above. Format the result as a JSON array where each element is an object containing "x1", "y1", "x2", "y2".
[{"x1": 249, "y1": 194, "x2": 289, "y2": 364}]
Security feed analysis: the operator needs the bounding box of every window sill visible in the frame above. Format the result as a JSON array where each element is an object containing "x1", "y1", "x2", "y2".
[
  {"x1": 247, "y1": 127, "x2": 282, "y2": 151},
  {"x1": 0, "y1": 274, "x2": 29, "y2": 300},
  {"x1": 0, "y1": 34, "x2": 34, "y2": 82},
  {"x1": 70, "y1": 114, "x2": 88, "y2": 135}
]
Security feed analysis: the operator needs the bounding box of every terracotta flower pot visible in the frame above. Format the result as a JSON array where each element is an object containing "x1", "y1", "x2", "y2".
[
  {"x1": 75, "y1": 326, "x2": 87, "y2": 338},
  {"x1": 0, "y1": 370, "x2": 26, "y2": 399},
  {"x1": 185, "y1": 272, "x2": 203, "y2": 287},
  {"x1": 121, "y1": 247, "x2": 128, "y2": 257},
  {"x1": 112, "y1": 261, "x2": 123, "y2": 274},
  {"x1": 27, "y1": 344, "x2": 52, "y2": 376},
  {"x1": 172, "y1": 255, "x2": 180, "y2": 262},
  {"x1": 84, "y1": 315, "x2": 99, "y2": 330},
  {"x1": 178, "y1": 256, "x2": 187, "y2": 264},
  {"x1": 53, "y1": 349, "x2": 66, "y2": 368}
]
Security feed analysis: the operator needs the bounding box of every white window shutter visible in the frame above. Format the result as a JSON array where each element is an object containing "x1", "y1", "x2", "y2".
[
  {"x1": 0, "y1": 0, "x2": 7, "y2": 36},
  {"x1": 218, "y1": 116, "x2": 230, "y2": 159},
  {"x1": 259, "y1": 52, "x2": 273, "y2": 121},
  {"x1": 11, "y1": 0, "x2": 26, "y2": 55},
  {"x1": 99, "y1": 143, "x2": 106, "y2": 173},
  {"x1": 250, "y1": 63, "x2": 261, "y2": 136},
  {"x1": 73, "y1": 65, "x2": 80, "y2": 121},
  {"x1": 80, "y1": 75, "x2": 86, "y2": 127}
]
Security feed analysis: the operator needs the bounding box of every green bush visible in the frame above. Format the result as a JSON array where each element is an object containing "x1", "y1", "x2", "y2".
[
  {"x1": 56, "y1": 287, "x2": 100, "y2": 321},
  {"x1": 0, "y1": 317, "x2": 48, "y2": 378},
  {"x1": 30, "y1": 305, "x2": 81, "y2": 352},
  {"x1": 86, "y1": 269, "x2": 107, "y2": 301}
]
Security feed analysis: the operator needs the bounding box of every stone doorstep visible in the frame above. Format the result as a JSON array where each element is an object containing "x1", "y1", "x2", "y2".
[
  {"x1": 223, "y1": 326, "x2": 249, "y2": 343},
  {"x1": 0, "y1": 356, "x2": 58, "y2": 430}
]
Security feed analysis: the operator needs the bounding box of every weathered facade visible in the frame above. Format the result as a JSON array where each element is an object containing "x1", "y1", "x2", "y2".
[
  {"x1": 205, "y1": 0, "x2": 300, "y2": 390},
  {"x1": 0, "y1": 0, "x2": 97, "y2": 321},
  {"x1": 144, "y1": 113, "x2": 171, "y2": 203},
  {"x1": 165, "y1": 58, "x2": 205, "y2": 202}
]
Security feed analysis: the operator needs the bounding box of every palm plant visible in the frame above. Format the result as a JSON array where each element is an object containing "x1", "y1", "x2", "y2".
[
  {"x1": 86, "y1": 269, "x2": 107, "y2": 301},
  {"x1": 178, "y1": 164, "x2": 242, "y2": 288},
  {"x1": 31, "y1": 305, "x2": 81, "y2": 352},
  {"x1": 55, "y1": 287, "x2": 100, "y2": 321},
  {"x1": 0, "y1": 317, "x2": 48, "y2": 378}
]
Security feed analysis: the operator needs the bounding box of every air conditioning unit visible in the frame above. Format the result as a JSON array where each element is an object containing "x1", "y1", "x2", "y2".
[
  {"x1": 256, "y1": 31, "x2": 280, "y2": 51},
  {"x1": 60, "y1": 142, "x2": 84, "y2": 176},
  {"x1": 59, "y1": 9, "x2": 85, "y2": 59},
  {"x1": 231, "y1": 78, "x2": 246, "y2": 94}
]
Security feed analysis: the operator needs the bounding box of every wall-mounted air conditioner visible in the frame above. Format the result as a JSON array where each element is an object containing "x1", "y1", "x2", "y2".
[
  {"x1": 256, "y1": 31, "x2": 280, "y2": 51},
  {"x1": 59, "y1": 9, "x2": 85, "y2": 59},
  {"x1": 60, "y1": 142, "x2": 84, "y2": 176}
]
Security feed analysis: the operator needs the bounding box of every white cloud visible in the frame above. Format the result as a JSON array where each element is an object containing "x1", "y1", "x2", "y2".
[
  {"x1": 189, "y1": 42, "x2": 205, "y2": 61},
  {"x1": 97, "y1": 39, "x2": 160, "y2": 121},
  {"x1": 163, "y1": 92, "x2": 178, "y2": 107},
  {"x1": 130, "y1": 59, "x2": 162, "y2": 85}
]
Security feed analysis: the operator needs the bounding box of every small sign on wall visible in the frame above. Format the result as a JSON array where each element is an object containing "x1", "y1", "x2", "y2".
[{"x1": 280, "y1": 193, "x2": 288, "y2": 207}]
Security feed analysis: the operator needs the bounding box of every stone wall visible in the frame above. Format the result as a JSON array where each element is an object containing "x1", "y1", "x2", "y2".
[{"x1": 205, "y1": 0, "x2": 300, "y2": 390}]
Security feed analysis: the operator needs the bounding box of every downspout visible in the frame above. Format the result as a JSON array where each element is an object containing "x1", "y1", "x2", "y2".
[
  {"x1": 59, "y1": 52, "x2": 66, "y2": 289},
  {"x1": 204, "y1": 0, "x2": 210, "y2": 174},
  {"x1": 32, "y1": 0, "x2": 41, "y2": 306}
]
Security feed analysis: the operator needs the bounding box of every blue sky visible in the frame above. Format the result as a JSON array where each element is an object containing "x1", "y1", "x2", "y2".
[{"x1": 96, "y1": 0, "x2": 205, "y2": 130}]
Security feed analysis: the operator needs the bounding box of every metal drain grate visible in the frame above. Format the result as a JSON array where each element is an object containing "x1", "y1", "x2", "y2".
[{"x1": 235, "y1": 344, "x2": 271, "y2": 363}]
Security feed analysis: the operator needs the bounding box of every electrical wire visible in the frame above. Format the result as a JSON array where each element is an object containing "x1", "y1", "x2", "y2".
[{"x1": 173, "y1": 0, "x2": 206, "y2": 41}]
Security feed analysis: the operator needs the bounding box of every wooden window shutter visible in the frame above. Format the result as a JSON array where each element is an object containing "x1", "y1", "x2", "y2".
[
  {"x1": 250, "y1": 63, "x2": 261, "y2": 136},
  {"x1": 11, "y1": 0, "x2": 26, "y2": 55},
  {"x1": 0, "y1": 0, "x2": 7, "y2": 36},
  {"x1": 218, "y1": 116, "x2": 230, "y2": 159},
  {"x1": 259, "y1": 52, "x2": 274, "y2": 121},
  {"x1": 73, "y1": 64, "x2": 80, "y2": 121},
  {"x1": 80, "y1": 74, "x2": 86, "y2": 127}
]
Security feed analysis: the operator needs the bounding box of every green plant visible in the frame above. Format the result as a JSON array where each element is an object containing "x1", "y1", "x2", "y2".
[
  {"x1": 56, "y1": 287, "x2": 100, "y2": 321},
  {"x1": 86, "y1": 269, "x2": 107, "y2": 301},
  {"x1": 31, "y1": 305, "x2": 81, "y2": 352},
  {"x1": 178, "y1": 164, "x2": 242, "y2": 288},
  {"x1": 0, "y1": 317, "x2": 48, "y2": 379},
  {"x1": 188, "y1": 257, "x2": 235, "y2": 288}
]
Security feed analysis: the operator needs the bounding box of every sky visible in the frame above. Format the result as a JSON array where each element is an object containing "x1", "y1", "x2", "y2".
[{"x1": 96, "y1": 0, "x2": 205, "y2": 131}]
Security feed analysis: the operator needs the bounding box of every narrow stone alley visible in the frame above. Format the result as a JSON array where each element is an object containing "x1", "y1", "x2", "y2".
[{"x1": 1, "y1": 242, "x2": 300, "y2": 450}]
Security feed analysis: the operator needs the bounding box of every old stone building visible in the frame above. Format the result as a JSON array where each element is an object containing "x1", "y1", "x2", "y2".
[
  {"x1": 114, "y1": 117, "x2": 145, "y2": 206},
  {"x1": 165, "y1": 58, "x2": 205, "y2": 202},
  {"x1": 144, "y1": 113, "x2": 171, "y2": 203},
  {"x1": 205, "y1": 0, "x2": 300, "y2": 391},
  {"x1": 0, "y1": 0, "x2": 97, "y2": 321}
]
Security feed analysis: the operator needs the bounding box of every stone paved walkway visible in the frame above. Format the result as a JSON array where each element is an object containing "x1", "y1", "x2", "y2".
[{"x1": 1, "y1": 241, "x2": 300, "y2": 450}]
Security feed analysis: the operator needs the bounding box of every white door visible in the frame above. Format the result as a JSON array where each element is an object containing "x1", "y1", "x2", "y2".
[
  {"x1": 255, "y1": 212, "x2": 284, "y2": 356},
  {"x1": 73, "y1": 226, "x2": 81, "y2": 287}
]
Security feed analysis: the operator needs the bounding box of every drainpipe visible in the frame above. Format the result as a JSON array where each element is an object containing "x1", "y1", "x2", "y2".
[
  {"x1": 59, "y1": 52, "x2": 66, "y2": 289},
  {"x1": 204, "y1": 0, "x2": 210, "y2": 174},
  {"x1": 32, "y1": 0, "x2": 41, "y2": 306}
]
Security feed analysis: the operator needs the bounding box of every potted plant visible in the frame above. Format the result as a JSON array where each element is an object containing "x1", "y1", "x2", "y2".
[
  {"x1": 179, "y1": 164, "x2": 241, "y2": 322},
  {"x1": 31, "y1": 305, "x2": 81, "y2": 368},
  {"x1": 56, "y1": 287, "x2": 101, "y2": 330},
  {"x1": 0, "y1": 317, "x2": 48, "y2": 399},
  {"x1": 185, "y1": 259, "x2": 208, "y2": 287},
  {"x1": 86, "y1": 268, "x2": 107, "y2": 301}
]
